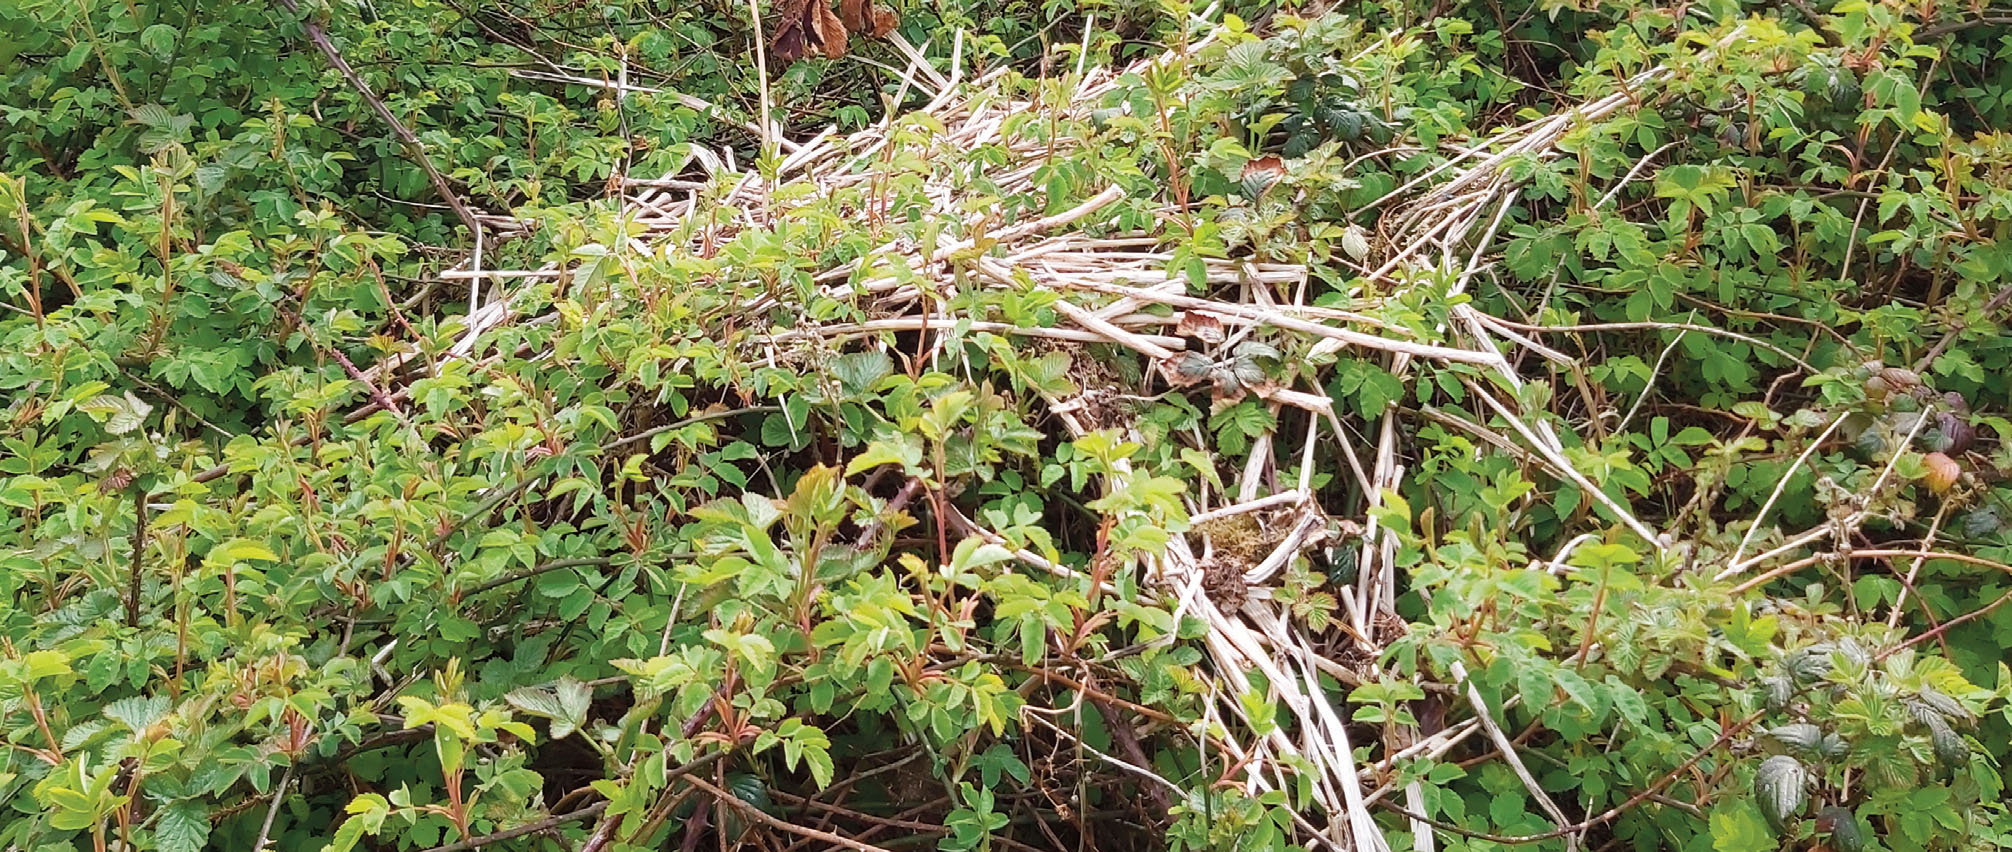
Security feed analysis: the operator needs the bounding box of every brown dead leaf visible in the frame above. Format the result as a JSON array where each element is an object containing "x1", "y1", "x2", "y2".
[
  {"x1": 1160, "y1": 352, "x2": 1213, "y2": 387},
  {"x1": 839, "y1": 0, "x2": 898, "y2": 37},
  {"x1": 1175, "y1": 311, "x2": 1226, "y2": 345},
  {"x1": 810, "y1": 0, "x2": 847, "y2": 57},
  {"x1": 1241, "y1": 154, "x2": 1284, "y2": 181},
  {"x1": 1239, "y1": 154, "x2": 1285, "y2": 198},
  {"x1": 771, "y1": 0, "x2": 850, "y2": 62},
  {"x1": 771, "y1": 0, "x2": 813, "y2": 62}
]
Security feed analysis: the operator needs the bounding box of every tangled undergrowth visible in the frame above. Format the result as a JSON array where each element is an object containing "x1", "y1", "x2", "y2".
[{"x1": 3, "y1": 0, "x2": 2012, "y2": 851}]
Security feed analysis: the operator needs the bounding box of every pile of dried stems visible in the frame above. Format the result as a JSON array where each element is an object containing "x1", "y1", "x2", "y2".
[{"x1": 395, "y1": 19, "x2": 1815, "y2": 852}]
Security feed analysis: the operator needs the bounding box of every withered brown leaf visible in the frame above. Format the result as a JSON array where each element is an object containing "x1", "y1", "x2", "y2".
[
  {"x1": 808, "y1": 0, "x2": 847, "y2": 58},
  {"x1": 771, "y1": 0, "x2": 813, "y2": 62},
  {"x1": 1241, "y1": 154, "x2": 1284, "y2": 181},
  {"x1": 774, "y1": 0, "x2": 897, "y2": 63},
  {"x1": 771, "y1": 0, "x2": 848, "y2": 63},
  {"x1": 1175, "y1": 310, "x2": 1226, "y2": 345},
  {"x1": 839, "y1": 0, "x2": 897, "y2": 38}
]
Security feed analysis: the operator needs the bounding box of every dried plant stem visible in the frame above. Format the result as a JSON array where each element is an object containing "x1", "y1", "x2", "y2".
[
  {"x1": 1727, "y1": 413, "x2": 1847, "y2": 565},
  {"x1": 1449, "y1": 661, "x2": 1576, "y2": 847},
  {"x1": 338, "y1": 29, "x2": 1774, "y2": 849}
]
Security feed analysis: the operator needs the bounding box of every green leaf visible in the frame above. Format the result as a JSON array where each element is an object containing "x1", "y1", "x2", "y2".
[
  {"x1": 1604, "y1": 679, "x2": 1648, "y2": 727},
  {"x1": 950, "y1": 538, "x2": 1015, "y2": 576},
  {"x1": 208, "y1": 539, "x2": 279, "y2": 566},
  {"x1": 1755, "y1": 755, "x2": 1808, "y2": 834},
  {"x1": 846, "y1": 435, "x2": 923, "y2": 475},
  {"x1": 505, "y1": 678, "x2": 592, "y2": 740},
  {"x1": 325, "y1": 793, "x2": 390, "y2": 852},
  {"x1": 829, "y1": 351, "x2": 894, "y2": 396},
  {"x1": 155, "y1": 801, "x2": 210, "y2": 852},
  {"x1": 1925, "y1": 715, "x2": 1968, "y2": 767},
  {"x1": 76, "y1": 392, "x2": 153, "y2": 435},
  {"x1": 1818, "y1": 806, "x2": 1867, "y2": 852},
  {"x1": 1710, "y1": 802, "x2": 1775, "y2": 852},
  {"x1": 104, "y1": 695, "x2": 170, "y2": 733},
  {"x1": 139, "y1": 24, "x2": 178, "y2": 56},
  {"x1": 1765, "y1": 723, "x2": 1823, "y2": 756}
]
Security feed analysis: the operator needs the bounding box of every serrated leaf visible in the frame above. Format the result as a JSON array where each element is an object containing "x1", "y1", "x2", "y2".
[
  {"x1": 1332, "y1": 108, "x2": 1364, "y2": 139},
  {"x1": 1903, "y1": 697, "x2": 1944, "y2": 729},
  {"x1": 505, "y1": 678, "x2": 591, "y2": 740},
  {"x1": 1554, "y1": 668, "x2": 1601, "y2": 714},
  {"x1": 1605, "y1": 678, "x2": 1647, "y2": 727},
  {"x1": 112, "y1": 392, "x2": 151, "y2": 434},
  {"x1": 803, "y1": 746, "x2": 834, "y2": 789},
  {"x1": 105, "y1": 695, "x2": 171, "y2": 733},
  {"x1": 155, "y1": 801, "x2": 210, "y2": 852},
  {"x1": 1175, "y1": 352, "x2": 1215, "y2": 380},
  {"x1": 1234, "y1": 341, "x2": 1281, "y2": 364},
  {"x1": 829, "y1": 351, "x2": 893, "y2": 396},
  {"x1": 76, "y1": 392, "x2": 154, "y2": 435},
  {"x1": 1962, "y1": 507, "x2": 2004, "y2": 539},
  {"x1": 60, "y1": 720, "x2": 110, "y2": 753},
  {"x1": 1915, "y1": 688, "x2": 1972, "y2": 723},
  {"x1": 1755, "y1": 755, "x2": 1808, "y2": 833},
  {"x1": 1766, "y1": 723, "x2": 1823, "y2": 755},
  {"x1": 1710, "y1": 802, "x2": 1773, "y2": 852},
  {"x1": 1230, "y1": 354, "x2": 1268, "y2": 385},
  {"x1": 1782, "y1": 649, "x2": 1831, "y2": 685},
  {"x1": 1759, "y1": 675, "x2": 1792, "y2": 711},
  {"x1": 1239, "y1": 172, "x2": 1275, "y2": 200},
  {"x1": 128, "y1": 103, "x2": 176, "y2": 128}
]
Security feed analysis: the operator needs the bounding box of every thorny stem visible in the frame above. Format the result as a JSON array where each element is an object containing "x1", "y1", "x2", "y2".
[
  {"x1": 6, "y1": 185, "x2": 46, "y2": 326},
  {"x1": 1731, "y1": 548, "x2": 2012, "y2": 596},
  {"x1": 1572, "y1": 557, "x2": 1610, "y2": 668},
  {"x1": 127, "y1": 489, "x2": 146, "y2": 628},
  {"x1": 141, "y1": 168, "x2": 177, "y2": 354},
  {"x1": 22, "y1": 688, "x2": 63, "y2": 764},
  {"x1": 579, "y1": 751, "x2": 727, "y2": 852},
  {"x1": 1881, "y1": 586, "x2": 2012, "y2": 661}
]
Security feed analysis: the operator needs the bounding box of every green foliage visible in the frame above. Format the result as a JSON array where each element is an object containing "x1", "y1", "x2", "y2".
[{"x1": 4, "y1": 0, "x2": 2012, "y2": 849}]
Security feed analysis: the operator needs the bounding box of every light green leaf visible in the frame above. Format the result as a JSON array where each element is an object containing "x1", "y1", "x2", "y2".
[
  {"x1": 208, "y1": 539, "x2": 279, "y2": 566},
  {"x1": 155, "y1": 801, "x2": 210, "y2": 852}
]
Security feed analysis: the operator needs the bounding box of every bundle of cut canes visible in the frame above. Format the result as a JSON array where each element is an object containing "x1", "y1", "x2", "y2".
[{"x1": 404, "y1": 20, "x2": 1754, "y2": 850}]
